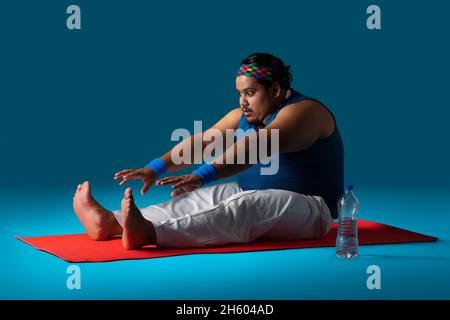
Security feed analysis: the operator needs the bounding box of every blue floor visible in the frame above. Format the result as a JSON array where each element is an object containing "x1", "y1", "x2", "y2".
[{"x1": 2, "y1": 184, "x2": 449, "y2": 300}]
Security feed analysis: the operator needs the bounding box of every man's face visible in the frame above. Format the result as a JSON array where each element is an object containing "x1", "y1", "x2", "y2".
[{"x1": 236, "y1": 76, "x2": 278, "y2": 126}]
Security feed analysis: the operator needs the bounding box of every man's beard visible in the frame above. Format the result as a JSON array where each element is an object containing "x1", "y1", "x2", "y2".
[{"x1": 247, "y1": 116, "x2": 264, "y2": 128}]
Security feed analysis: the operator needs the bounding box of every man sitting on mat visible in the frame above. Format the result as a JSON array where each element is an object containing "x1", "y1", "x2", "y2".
[{"x1": 73, "y1": 52, "x2": 344, "y2": 249}]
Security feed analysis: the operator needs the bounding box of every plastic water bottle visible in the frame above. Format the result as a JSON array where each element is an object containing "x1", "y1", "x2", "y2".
[{"x1": 336, "y1": 184, "x2": 360, "y2": 259}]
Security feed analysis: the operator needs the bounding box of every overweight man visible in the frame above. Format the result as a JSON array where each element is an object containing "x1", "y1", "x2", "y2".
[{"x1": 73, "y1": 53, "x2": 344, "y2": 249}]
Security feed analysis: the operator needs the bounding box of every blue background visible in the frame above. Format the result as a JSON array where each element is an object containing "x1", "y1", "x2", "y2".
[{"x1": 1, "y1": 0, "x2": 449, "y2": 300}]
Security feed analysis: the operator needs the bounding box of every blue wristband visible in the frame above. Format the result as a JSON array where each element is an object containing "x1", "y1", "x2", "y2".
[
  {"x1": 193, "y1": 163, "x2": 218, "y2": 186},
  {"x1": 145, "y1": 158, "x2": 167, "y2": 178}
]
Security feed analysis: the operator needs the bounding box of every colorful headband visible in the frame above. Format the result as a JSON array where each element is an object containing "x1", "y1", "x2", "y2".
[{"x1": 237, "y1": 64, "x2": 273, "y2": 81}]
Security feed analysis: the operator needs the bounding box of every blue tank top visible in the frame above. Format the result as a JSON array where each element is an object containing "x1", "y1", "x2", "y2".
[{"x1": 236, "y1": 89, "x2": 344, "y2": 219}]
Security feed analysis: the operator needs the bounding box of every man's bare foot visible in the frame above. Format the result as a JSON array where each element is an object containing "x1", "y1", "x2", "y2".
[
  {"x1": 121, "y1": 188, "x2": 156, "y2": 250},
  {"x1": 73, "y1": 181, "x2": 123, "y2": 241}
]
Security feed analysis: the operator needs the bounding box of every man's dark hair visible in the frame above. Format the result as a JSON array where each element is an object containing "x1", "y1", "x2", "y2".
[{"x1": 240, "y1": 53, "x2": 293, "y2": 90}]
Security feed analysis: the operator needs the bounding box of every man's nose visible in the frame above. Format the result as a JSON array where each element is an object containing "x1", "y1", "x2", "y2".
[{"x1": 240, "y1": 96, "x2": 248, "y2": 107}]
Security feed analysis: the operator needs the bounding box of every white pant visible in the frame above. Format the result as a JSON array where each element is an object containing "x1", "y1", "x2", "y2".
[{"x1": 112, "y1": 182, "x2": 333, "y2": 248}]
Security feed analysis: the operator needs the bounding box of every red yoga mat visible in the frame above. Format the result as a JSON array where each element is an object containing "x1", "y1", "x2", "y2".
[{"x1": 16, "y1": 220, "x2": 437, "y2": 263}]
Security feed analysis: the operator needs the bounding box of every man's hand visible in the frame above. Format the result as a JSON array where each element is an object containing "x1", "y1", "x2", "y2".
[
  {"x1": 156, "y1": 174, "x2": 203, "y2": 197},
  {"x1": 114, "y1": 168, "x2": 157, "y2": 195}
]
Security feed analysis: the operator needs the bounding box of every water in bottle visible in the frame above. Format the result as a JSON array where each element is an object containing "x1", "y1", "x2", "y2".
[{"x1": 336, "y1": 184, "x2": 360, "y2": 258}]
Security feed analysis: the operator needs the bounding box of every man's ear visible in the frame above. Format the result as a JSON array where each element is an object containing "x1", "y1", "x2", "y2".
[{"x1": 271, "y1": 82, "x2": 282, "y2": 98}]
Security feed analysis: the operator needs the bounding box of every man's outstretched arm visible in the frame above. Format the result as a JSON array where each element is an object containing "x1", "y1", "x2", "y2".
[{"x1": 158, "y1": 101, "x2": 327, "y2": 191}]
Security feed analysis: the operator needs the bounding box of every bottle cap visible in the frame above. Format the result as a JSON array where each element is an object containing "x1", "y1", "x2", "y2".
[{"x1": 345, "y1": 184, "x2": 354, "y2": 191}]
